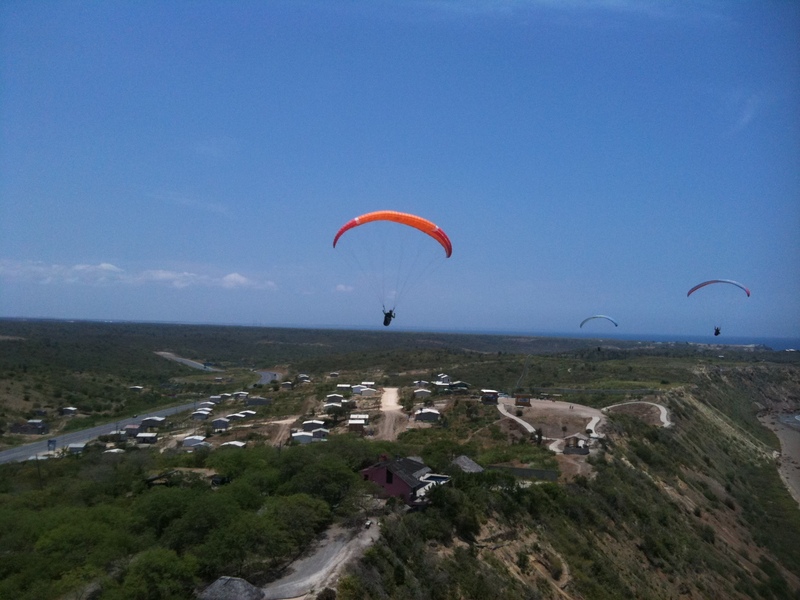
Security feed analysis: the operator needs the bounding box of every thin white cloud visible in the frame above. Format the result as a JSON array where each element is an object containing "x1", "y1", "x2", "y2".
[
  {"x1": 730, "y1": 93, "x2": 760, "y2": 134},
  {"x1": 193, "y1": 137, "x2": 240, "y2": 159},
  {"x1": 335, "y1": 283, "x2": 355, "y2": 292},
  {"x1": 150, "y1": 191, "x2": 230, "y2": 216},
  {"x1": 0, "y1": 260, "x2": 276, "y2": 291}
]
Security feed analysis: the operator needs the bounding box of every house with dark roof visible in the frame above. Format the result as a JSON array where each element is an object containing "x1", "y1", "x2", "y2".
[
  {"x1": 361, "y1": 455, "x2": 450, "y2": 506},
  {"x1": 10, "y1": 419, "x2": 50, "y2": 435},
  {"x1": 451, "y1": 455, "x2": 484, "y2": 473}
]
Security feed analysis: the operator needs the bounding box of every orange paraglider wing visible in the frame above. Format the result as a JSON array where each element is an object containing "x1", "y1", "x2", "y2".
[{"x1": 333, "y1": 210, "x2": 452, "y2": 258}]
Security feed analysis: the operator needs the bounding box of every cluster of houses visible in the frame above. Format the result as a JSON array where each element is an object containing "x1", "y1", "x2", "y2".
[
  {"x1": 288, "y1": 378, "x2": 380, "y2": 444},
  {"x1": 190, "y1": 391, "x2": 272, "y2": 433},
  {"x1": 17, "y1": 372, "x2": 476, "y2": 462}
]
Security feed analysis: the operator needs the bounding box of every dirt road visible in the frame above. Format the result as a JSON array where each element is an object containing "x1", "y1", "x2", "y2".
[
  {"x1": 262, "y1": 524, "x2": 379, "y2": 599},
  {"x1": 374, "y1": 387, "x2": 407, "y2": 441}
]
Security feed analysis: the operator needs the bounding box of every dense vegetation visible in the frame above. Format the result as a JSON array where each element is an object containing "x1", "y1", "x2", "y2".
[
  {"x1": 1, "y1": 320, "x2": 799, "y2": 599},
  {"x1": 0, "y1": 436, "x2": 393, "y2": 599}
]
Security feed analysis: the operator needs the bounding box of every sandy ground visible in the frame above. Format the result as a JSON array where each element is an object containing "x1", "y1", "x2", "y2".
[
  {"x1": 503, "y1": 398, "x2": 606, "y2": 442},
  {"x1": 270, "y1": 417, "x2": 300, "y2": 447},
  {"x1": 759, "y1": 414, "x2": 800, "y2": 509},
  {"x1": 374, "y1": 387, "x2": 408, "y2": 441}
]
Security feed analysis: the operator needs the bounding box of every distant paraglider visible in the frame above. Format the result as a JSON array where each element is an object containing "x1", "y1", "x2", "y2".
[
  {"x1": 687, "y1": 279, "x2": 750, "y2": 336},
  {"x1": 580, "y1": 315, "x2": 619, "y2": 328},
  {"x1": 687, "y1": 279, "x2": 750, "y2": 297},
  {"x1": 333, "y1": 210, "x2": 452, "y2": 326}
]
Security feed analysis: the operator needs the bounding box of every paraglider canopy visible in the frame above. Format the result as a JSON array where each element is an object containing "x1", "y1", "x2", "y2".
[
  {"x1": 687, "y1": 279, "x2": 750, "y2": 297},
  {"x1": 333, "y1": 210, "x2": 452, "y2": 258},
  {"x1": 333, "y1": 210, "x2": 452, "y2": 324},
  {"x1": 580, "y1": 315, "x2": 619, "y2": 328}
]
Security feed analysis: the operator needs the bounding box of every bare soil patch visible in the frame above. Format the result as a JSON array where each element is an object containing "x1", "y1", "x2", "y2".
[{"x1": 606, "y1": 402, "x2": 664, "y2": 427}]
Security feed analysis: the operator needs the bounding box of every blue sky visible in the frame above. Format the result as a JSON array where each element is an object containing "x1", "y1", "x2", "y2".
[{"x1": 1, "y1": 0, "x2": 798, "y2": 340}]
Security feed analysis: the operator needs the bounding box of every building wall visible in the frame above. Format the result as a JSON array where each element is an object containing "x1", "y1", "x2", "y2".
[{"x1": 361, "y1": 465, "x2": 414, "y2": 503}]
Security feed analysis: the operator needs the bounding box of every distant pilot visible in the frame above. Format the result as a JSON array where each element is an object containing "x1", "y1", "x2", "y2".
[
  {"x1": 714, "y1": 326, "x2": 721, "y2": 337},
  {"x1": 383, "y1": 308, "x2": 395, "y2": 327}
]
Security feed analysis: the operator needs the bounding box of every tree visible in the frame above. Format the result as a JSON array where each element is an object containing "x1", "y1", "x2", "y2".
[{"x1": 116, "y1": 548, "x2": 197, "y2": 600}]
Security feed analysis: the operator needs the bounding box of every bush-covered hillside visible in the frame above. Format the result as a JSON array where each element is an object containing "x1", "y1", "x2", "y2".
[{"x1": 1, "y1": 320, "x2": 799, "y2": 599}]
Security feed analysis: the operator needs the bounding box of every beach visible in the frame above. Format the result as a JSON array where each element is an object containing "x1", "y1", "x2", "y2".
[{"x1": 760, "y1": 414, "x2": 800, "y2": 508}]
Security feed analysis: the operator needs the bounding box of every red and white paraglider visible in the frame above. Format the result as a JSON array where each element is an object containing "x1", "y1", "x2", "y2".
[{"x1": 334, "y1": 210, "x2": 452, "y2": 326}]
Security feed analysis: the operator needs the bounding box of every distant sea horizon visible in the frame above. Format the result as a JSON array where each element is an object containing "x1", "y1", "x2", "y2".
[
  {"x1": 1, "y1": 317, "x2": 798, "y2": 352},
  {"x1": 458, "y1": 330, "x2": 800, "y2": 352}
]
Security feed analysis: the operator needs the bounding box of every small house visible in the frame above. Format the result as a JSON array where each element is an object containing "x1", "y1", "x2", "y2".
[
  {"x1": 124, "y1": 424, "x2": 141, "y2": 438},
  {"x1": 280, "y1": 381, "x2": 293, "y2": 390},
  {"x1": 514, "y1": 394, "x2": 532, "y2": 407},
  {"x1": 414, "y1": 408, "x2": 441, "y2": 422},
  {"x1": 182, "y1": 435, "x2": 207, "y2": 447},
  {"x1": 311, "y1": 427, "x2": 329, "y2": 439},
  {"x1": 413, "y1": 388, "x2": 432, "y2": 399},
  {"x1": 323, "y1": 402, "x2": 343, "y2": 414},
  {"x1": 135, "y1": 432, "x2": 158, "y2": 444},
  {"x1": 141, "y1": 416, "x2": 165, "y2": 429},
  {"x1": 10, "y1": 419, "x2": 50, "y2": 435},
  {"x1": 451, "y1": 455, "x2": 484, "y2": 473},
  {"x1": 326, "y1": 393, "x2": 345, "y2": 402},
  {"x1": 303, "y1": 419, "x2": 326, "y2": 432},
  {"x1": 360, "y1": 455, "x2": 448, "y2": 506},
  {"x1": 291, "y1": 431, "x2": 314, "y2": 445},
  {"x1": 212, "y1": 417, "x2": 230, "y2": 432},
  {"x1": 359, "y1": 387, "x2": 378, "y2": 397},
  {"x1": 480, "y1": 390, "x2": 499, "y2": 404},
  {"x1": 348, "y1": 419, "x2": 366, "y2": 433},
  {"x1": 67, "y1": 443, "x2": 86, "y2": 454},
  {"x1": 61, "y1": 406, "x2": 78, "y2": 416},
  {"x1": 191, "y1": 410, "x2": 211, "y2": 421},
  {"x1": 220, "y1": 441, "x2": 246, "y2": 448}
]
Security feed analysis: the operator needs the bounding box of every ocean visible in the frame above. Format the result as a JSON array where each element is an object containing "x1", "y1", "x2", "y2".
[{"x1": 435, "y1": 329, "x2": 800, "y2": 352}]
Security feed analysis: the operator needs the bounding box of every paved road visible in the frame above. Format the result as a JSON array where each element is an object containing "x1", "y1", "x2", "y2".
[
  {"x1": 155, "y1": 351, "x2": 223, "y2": 371},
  {"x1": 0, "y1": 402, "x2": 198, "y2": 464},
  {"x1": 604, "y1": 400, "x2": 673, "y2": 428}
]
